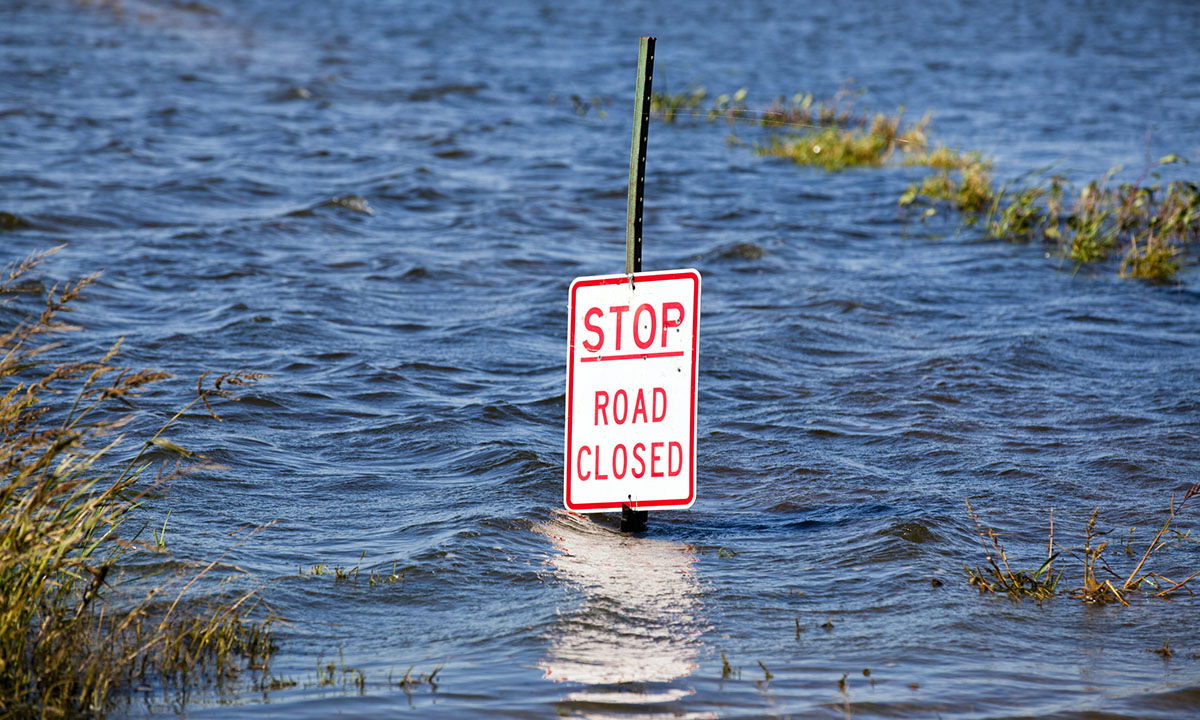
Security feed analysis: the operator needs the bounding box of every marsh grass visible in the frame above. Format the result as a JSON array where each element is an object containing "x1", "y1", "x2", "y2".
[
  {"x1": 0, "y1": 248, "x2": 273, "y2": 718},
  {"x1": 652, "y1": 87, "x2": 933, "y2": 171},
  {"x1": 1072, "y1": 485, "x2": 1200, "y2": 605},
  {"x1": 964, "y1": 501, "x2": 1061, "y2": 600},
  {"x1": 650, "y1": 87, "x2": 861, "y2": 128},
  {"x1": 719, "y1": 651, "x2": 739, "y2": 680},
  {"x1": 758, "y1": 92, "x2": 859, "y2": 130},
  {"x1": 644, "y1": 80, "x2": 1195, "y2": 279},
  {"x1": 900, "y1": 149, "x2": 995, "y2": 214},
  {"x1": 966, "y1": 485, "x2": 1200, "y2": 605},
  {"x1": 1120, "y1": 233, "x2": 1180, "y2": 281},
  {"x1": 394, "y1": 663, "x2": 442, "y2": 691},
  {"x1": 312, "y1": 652, "x2": 367, "y2": 694},
  {"x1": 904, "y1": 156, "x2": 1198, "y2": 280},
  {"x1": 984, "y1": 177, "x2": 1065, "y2": 242},
  {"x1": 297, "y1": 555, "x2": 406, "y2": 586},
  {"x1": 649, "y1": 86, "x2": 712, "y2": 123},
  {"x1": 757, "y1": 112, "x2": 930, "y2": 171}
]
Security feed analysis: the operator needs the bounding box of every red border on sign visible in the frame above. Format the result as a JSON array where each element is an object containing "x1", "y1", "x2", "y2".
[{"x1": 564, "y1": 269, "x2": 700, "y2": 512}]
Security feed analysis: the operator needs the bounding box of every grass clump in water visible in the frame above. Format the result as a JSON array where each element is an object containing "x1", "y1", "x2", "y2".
[
  {"x1": 965, "y1": 485, "x2": 1200, "y2": 605},
  {"x1": 965, "y1": 501, "x2": 1061, "y2": 600},
  {"x1": 904, "y1": 155, "x2": 1199, "y2": 281},
  {"x1": 0, "y1": 248, "x2": 273, "y2": 718},
  {"x1": 1046, "y1": 171, "x2": 1195, "y2": 278},
  {"x1": 758, "y1": 112, "x2": 930, "y2": 171},
  {"x1": 649, "y1": 85, "x2": 712, "y2": 123},
  {"x1": 298, "y1": 555, "x2": 407, "y2": 585},
  {"x1": 643, "y1": 80, "x2": 1195, "y2": 280},
  {"x1": 1073, "y1": 485, "x2": 1200, "y2": 605},
  {"x1": 650, "y1": 86, "x2": 861, "y2": 128},
  {"x1": 900, "y1": 148, "x2": 996, "y2": 214},
  {"x1": 652, "y1": 85, "x2": 940, "y2": 172},
  {"x1": 985, "y1": 177, "x2": 1065, "y2": 242},
  {"x1": 757, "y1": 91, "x2": 858, "y2": 130},
  {"x1": 652, "y1": 85, "x2": 931, "y2": 171},
  {"x1": 1120, "y1": 233, "x2": 1179, "y2": 282},
  {"x1": 394, "y1": 663, "x2": 442, "y2": 691}
]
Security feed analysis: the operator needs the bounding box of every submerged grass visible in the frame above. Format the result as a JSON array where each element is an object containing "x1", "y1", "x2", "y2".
[
  {"x1": 1073, "y1": 485, "x2": 1200, "y2": 604},
  {"x1": 966, "y1": 485, "x2": 1200, "y2": 605},
  {"x1": 903, "y1": 153, "x2": 1200, "y2": 280},
  {"x1": 652, "y1": 86, "x2": 931, "y2": 171},
  {"x1": 900, "y1": 148, "x2": 995, "y2": 214},
  {"x1": 902, "y1": 152, "x2": 1199, "y2": 280},
  {"x1": 642, "y1": 82, "x2": 1197, "y2": 280},
  {"x1": 965, "y1": 501, "x2": 1061, "y2": 600},
  {"x1": 0, "y1": 247, "x2": 273, "y2": 719},
  {"x1": 296, "y1": 554, "x2": 407, "y2": 586},
  {"x1": 757, "y1": 112, "x2": 930, "y2": 171},
  {"x1": 394, "y1": 663, "x2": 442, "y2": 691},
  {"x1": 651, "y1": 87, "x2": 859, "y2": 128}
]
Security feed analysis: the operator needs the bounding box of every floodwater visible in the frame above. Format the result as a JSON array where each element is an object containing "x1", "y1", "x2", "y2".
[{"x1": 4, "y1": 0, "x2": 1200, "y2": 717}]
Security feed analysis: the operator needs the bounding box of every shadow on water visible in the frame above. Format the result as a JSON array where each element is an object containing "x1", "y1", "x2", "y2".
[{"x1": 535, "y1": 511, "x2": 715, "y2": 720}]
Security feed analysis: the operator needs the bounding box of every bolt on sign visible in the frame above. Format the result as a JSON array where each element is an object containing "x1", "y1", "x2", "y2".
[{"x1": 564, "y1": 269, "x2": 701, "y2": 512}]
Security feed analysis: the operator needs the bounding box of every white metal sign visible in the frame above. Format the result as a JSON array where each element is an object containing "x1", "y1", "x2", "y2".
[{"x1": 564, "y1": 269, "x2": 700, "y2": 512}]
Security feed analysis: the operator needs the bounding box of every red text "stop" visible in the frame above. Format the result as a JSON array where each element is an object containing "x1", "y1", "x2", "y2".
[{"x1": 581, "y1": 302, "x2": 685, "y2": 354}]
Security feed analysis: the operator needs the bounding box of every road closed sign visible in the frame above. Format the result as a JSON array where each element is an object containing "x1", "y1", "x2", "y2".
[{"x1": 564, "y1": 269, "x2": 701, "y2": 512}]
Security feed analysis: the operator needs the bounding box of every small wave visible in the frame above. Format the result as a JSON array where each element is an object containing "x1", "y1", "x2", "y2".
[
  {"x1": 716, "y1": 241, "x2": 766, "y2": 260},
  {"x1": 286, "y1": 194, "x2": 374, "y2": 217},
  {"x1": 176, "y1": 1, "x2": 220, "y2": 16},
  {"x1": 879, "y1": 520, "x2": 940, "y2": 544},
  {"x1": 408, "y1": 83, "x2": 486, "y2": 102}
]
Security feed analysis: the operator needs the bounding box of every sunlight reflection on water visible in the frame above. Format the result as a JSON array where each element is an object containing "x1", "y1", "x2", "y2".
[{"x1": 536, "y1": 511, "x2": 715, "y2": 719}]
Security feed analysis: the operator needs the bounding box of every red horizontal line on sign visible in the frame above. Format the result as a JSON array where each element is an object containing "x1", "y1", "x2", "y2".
[{"x1": 580, "y1": 350, "x2": 685, "y2": 363}]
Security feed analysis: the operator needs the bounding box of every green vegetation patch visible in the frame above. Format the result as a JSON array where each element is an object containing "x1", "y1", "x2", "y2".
[
  {"x1": 899, "y1": 148, "x2": 995, "y2": 213},
  {"x1": 651, "y1": 86, "x2": 860, "y2": 129},
  {"x1": 902, "y1": 157, "x2": 1199, "y2": 281},
  {"x1": 652, "y1": 86, "x2": 929, "y2": 171},
  {"x1": 757, "y1": 113, "x2": 929, "y2": 171},
  {"x1": 641, "y1": 83, "x2": 1198, "y2": 281}
]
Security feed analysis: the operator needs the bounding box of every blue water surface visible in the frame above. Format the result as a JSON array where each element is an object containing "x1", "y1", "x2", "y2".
[{"x1": 2, "y1": 1, "x2": 1200, "y2": 717}]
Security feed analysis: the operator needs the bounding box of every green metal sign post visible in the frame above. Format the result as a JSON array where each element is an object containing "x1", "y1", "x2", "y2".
[
  {"x1": 625, "y1": 36, "x2": 654, "y2": 277},
  {"x1": 621, "y1": 36, "x2": 655, "y2": 533}
]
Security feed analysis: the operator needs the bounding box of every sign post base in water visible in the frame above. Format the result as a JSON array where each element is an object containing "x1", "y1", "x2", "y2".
[{"x1": 620, "y1": 503, "x2": 648, "y2": 532}]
